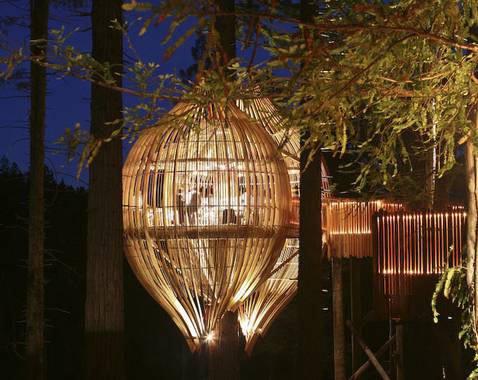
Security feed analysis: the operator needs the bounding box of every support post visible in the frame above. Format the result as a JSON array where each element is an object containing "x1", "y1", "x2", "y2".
[
  {"x1": 395, "y1": 322, "x2": 405, "y2": 380},
  {"x1": 332, "y1": 258, "x2": 346, "y2": 380},
  {"x1": 350, "y1": 258, "x2": 363, "y2": 372}
]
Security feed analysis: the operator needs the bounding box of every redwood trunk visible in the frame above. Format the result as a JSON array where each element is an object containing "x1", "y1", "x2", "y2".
[
  {"x1": 465, "y1": 113, "x2": 478, "y2": 331},
  {"x1": 298, "y1": 1, "x2": 324, "y2": 379},
  {"x1": 298, "y1": 140, "x2": 324, "y2": 380},
  {"x1": 214, "y1": 0, "x2": 235, "y2": 71},
  {"x1": 205, "y1": 2, "x2": 243, "y2": 379},
  {"x1": 85, "y1": 1, "x2": 124, "y2": 379},
  {"x1": 26, "y1": 1, "x2": 48, "y2": 379}
]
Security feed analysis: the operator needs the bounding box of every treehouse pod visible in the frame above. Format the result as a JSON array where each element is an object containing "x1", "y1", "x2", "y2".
[
  {"x1": 123, "y1": 101, "x2": 291, "y2": 351},
  {"x1": 373, "y1": 210, "x2": 466, "y2": 296}
]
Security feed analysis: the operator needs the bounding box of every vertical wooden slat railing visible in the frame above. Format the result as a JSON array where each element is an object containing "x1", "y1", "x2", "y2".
[{"x1": 373, "y1": 210, "x2": 466, "y2": 296}]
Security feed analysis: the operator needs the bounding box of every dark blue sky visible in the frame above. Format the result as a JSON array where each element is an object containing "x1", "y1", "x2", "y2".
[{"x1": 0, "y1": 0, "x2": 198, "y2": 186}]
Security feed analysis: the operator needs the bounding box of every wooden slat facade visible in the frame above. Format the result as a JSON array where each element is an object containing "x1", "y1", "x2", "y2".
[
  {"x1": 325, "y1": 199, "x2": 403, "y2": 259},
  {"x1": 373, "y1": 210, "x2": 466, "y2": 295}
]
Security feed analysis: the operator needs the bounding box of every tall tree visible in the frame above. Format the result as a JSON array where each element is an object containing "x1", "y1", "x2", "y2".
[
  {"x1": 466, "y1": 111, "x2": 478, "y2": 338},
  {"x1": 84, "y1": 0, "x2": 124, "y2": 379},
  {"x1": 207, "y1": 2, "x2": 242, "y2": 380},
  {"x1": 298, "y1": 1, "x2": 324, "y2": 379},
  {"x1": 26, "y1": 1, "x2": 49, "y2": 379},
  {"x1": 214, "y1": 0, "x2": 235, "y2": 73}
]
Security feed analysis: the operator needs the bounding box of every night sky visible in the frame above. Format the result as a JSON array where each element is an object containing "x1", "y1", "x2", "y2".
[{"x1": 0, "y1": 0, "x2": 197, "y2": 186}]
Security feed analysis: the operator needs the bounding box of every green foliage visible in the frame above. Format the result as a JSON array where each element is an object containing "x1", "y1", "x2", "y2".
[
  {"x1": 3, "y1": 0, "x2": 478, "y2": 194},
  {"x1": 433, "y1": 250, "x2": 478, "y2": 379}
]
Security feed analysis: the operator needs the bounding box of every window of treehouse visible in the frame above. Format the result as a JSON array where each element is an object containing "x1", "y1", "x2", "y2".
[{"x1": 142, "y1": 169, "x2": 275, "y2": 227}]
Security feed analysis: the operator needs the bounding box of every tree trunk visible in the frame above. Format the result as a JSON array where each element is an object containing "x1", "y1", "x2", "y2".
[
  {"x1": 298, "y1": 1, "x2": 324, "y2": 379},
  {"x1": 207, "y1": 3, "x2": 242, "y2": 379},
  {"x1": 208, "y1": 311, "x2": 243, "y2": 380},
  {"x1": 395, "y1": 323, "x2": 405, "y2": 380},
  {"x1": 297, "y1": 151, "x2": 324, "y2": 379},
  {"x1": 85, "y1": 1, "x2": 124, "y2": 379},
  {"x1": 332, "y1": 258, "x2": 346, "y2": 380},
  {"x1": 465, "y1": 113, "x2": 478, "y2": 332},
  {"x1": 26, "y1": 1, "x2": 48, "y2": 379},
  {"x1": 214, "y1": 0, "x2": 235, "y2": 73}
]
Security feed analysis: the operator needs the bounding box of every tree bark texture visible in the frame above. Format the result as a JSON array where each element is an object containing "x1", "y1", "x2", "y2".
[
  {"x1": 208, "y1": 311, "x2": 243, "y2": 380},
  {"x1": 298, "y1": 121, "x2": 324, "y2": 380},
  {"x1": 26, "y1": 1, "x2": 48, "y2": 379},
  {"x1": 466, "y1": 118, "x2": 478, "y2": 333},
  {"x1": 298, "y1": 1, "x2": 324, "y2": 379},
  {"x1": 465, "y1": 109, "x2": 478, "y2": 336},
  {"x1": 85, "y1": 1, "x2": 124, "y2": 379},
  {"x1": 332, "y1": 258, "x2": 346, "y2": 380},
  {"x1": 207, "y1": 3, "x2": 242, "y2": 379},
  {"x1": 214, "y1": 0, "x2": 236, "y2": 75}
]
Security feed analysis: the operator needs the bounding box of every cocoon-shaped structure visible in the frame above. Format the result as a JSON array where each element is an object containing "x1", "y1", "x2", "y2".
[{"x1": 123, "y1": 101, "x2": 291, "y2": 351}]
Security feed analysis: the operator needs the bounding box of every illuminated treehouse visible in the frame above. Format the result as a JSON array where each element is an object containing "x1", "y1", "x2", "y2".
[
  {"x1": 122, "y1": 93, "x2": 465, "y2": 358},
  {"x1": 123, "y1": 101, "x2": 291, "y2": 351}
]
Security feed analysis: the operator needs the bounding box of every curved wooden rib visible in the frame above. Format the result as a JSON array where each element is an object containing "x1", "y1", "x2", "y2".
[
  {"x1": 236, "y1": 97, "x2": 330, "y2": 353},
  {"x1": 123, "y1": 101, "x2": 291, "y2": 351},
  {"x1": 238, "y1": 240, "x2": 298, "y2": 354}
]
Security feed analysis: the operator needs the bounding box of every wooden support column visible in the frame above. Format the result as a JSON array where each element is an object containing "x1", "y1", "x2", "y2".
[
  {"x1": 395, "y1": 323, "x2": 405, "y2": 380},
  {"x1": 350, "y1": 258, "x2": 363, "y2": 372},
  {"x1": 332, "y1": 258, "x2": 346, "y2": 380}
]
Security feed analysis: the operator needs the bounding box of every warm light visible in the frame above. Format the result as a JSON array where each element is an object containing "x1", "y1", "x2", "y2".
[
  {"x1": 123, "y1": 101, "x2": 291, "y2": 352},
  {"x1": 238, "y1": 248, "x2": 299, "y2": 354},
  {"x1": 375, "y1": 210, "x2": 466, "y2": 296},
  {"x1": 206, "y1": 332, "x2": 214, "y2": 343},
  {"x1": 325, "y1": 198, "x2": 402, "y2": 258}
]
